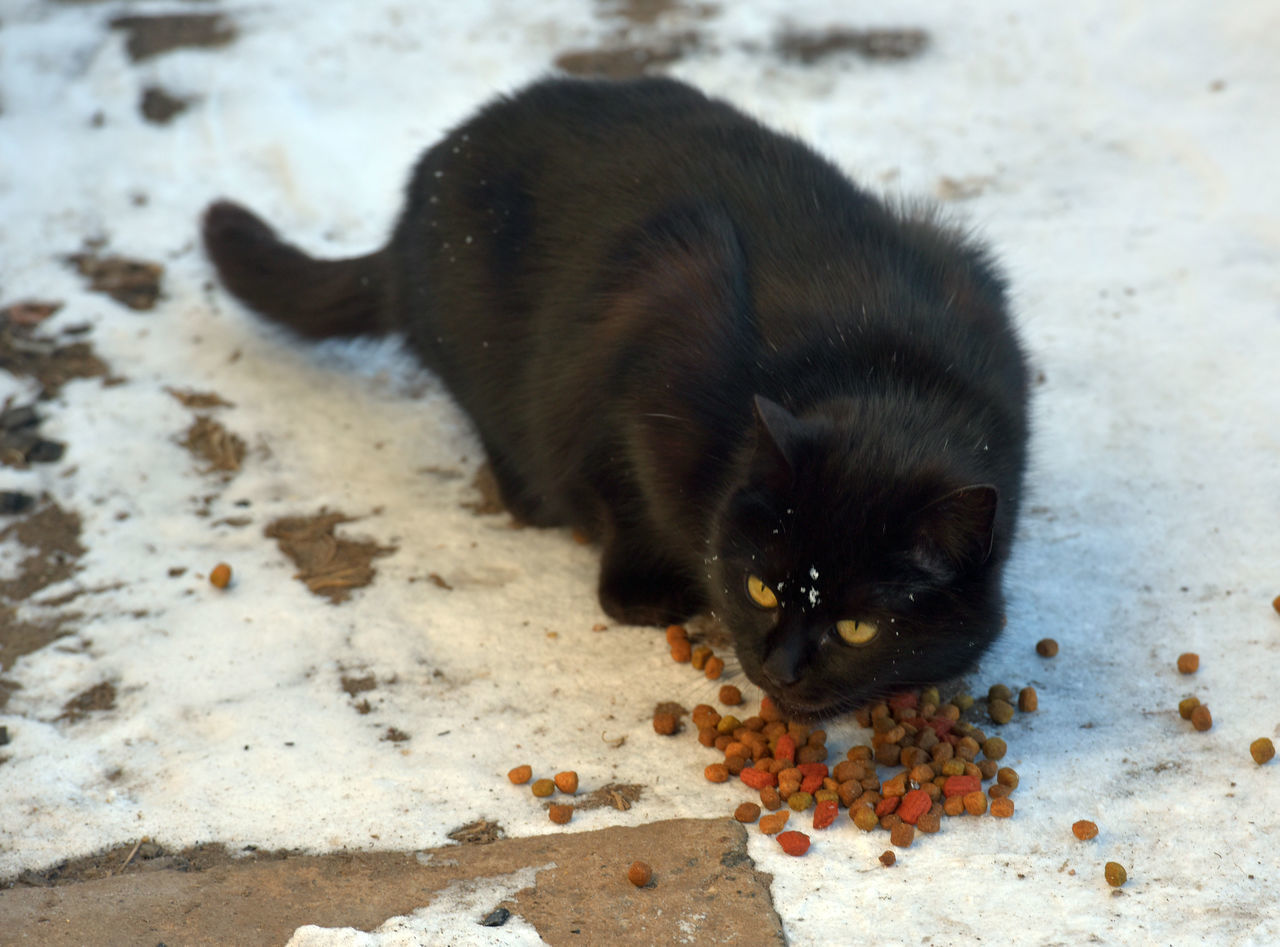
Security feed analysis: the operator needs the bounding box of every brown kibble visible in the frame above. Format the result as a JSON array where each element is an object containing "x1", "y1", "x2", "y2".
[
  {"x1": 1177, "y1": 652, "x2": 1200, "y2": 674},
  {"x1": 627, "y1": 860, "x2": 652, "y2": 887},
  {"x1": 988, "y1": 698, "x2": 1015, "y2": 725},
  {"x1": 990, "y1": 797, "x2": 1014, "y2": 818},
  {"x1": 1017, "y1": 687, "x2": 1038, "y2": 713},
  {"x1": 759, "y1": 786, "x2": 784, "y2": 810},
  {"x1": 718, "y1": 684, "x2": 743, "y2": 706},
  {"x1": 1035, "y1": 637, "x2": 1059, "y2": 657},
  {"x1": 1250, "y1": 737, "x2": 1275, "y2": 765},
  {"x1": 653, "y1": 712, "x2": 678, "y2": 735},
  {"x1": 1178, "y1": 696, "x2": 1201, "y2": 720},
  {"x1": 759, "y1": 811, "x2": 790, "y2": 835},
  {"x1": 1072, "y1": 819, "x2": 1099, "y2": 840},
  {"x1": 554, "y1": 771, "x2": 579, "y2": 794},
  {"x1": 705, "y1": 656, "x2": 726, "y2": 679},
  {"x1": 670, "y1": 638, "x2": 692, "y2": 663},
  {"x1": 889, "y1": 821, "x2": 915, "y2": 848},
  {"x1": 1190, "y1": 704, "x2": 1213, "y2": 731},
  {"x1": 1273, "y1": 594, "x2": 1280, "y2": 615},
  {"x1": 982, "y1": 736, "x2": 1007, "y2": 761},
  {"x1": 988, "y1": 783, "x2": 1012, "y2": 799},
  {"x1": 988, "y1": 684, "x2": 1012, "y2": 703},
  {"x1": 734, "y1": 801, "x2": 762, "y2": 823},
  {"x1": 997, "y1": 767, "x2": 1019, "y2": 789},
  {"x1": 879, "y1": 850, "x2": 896, "y2": 867},
  {"x1": 943, "y1": 795, "x2": 965, "y2": 817},
  {"x1": 209, "y1": 562, "x2": 232, "y2": 589},
  {"x1": 690, "y1": 645, "x2": 712, "y2": 670},
  {"x1": 917, "y1": 805, "x2": 942, "y2": 834},
  {"x1": 507, "y1": 764, "x2": 532, "y2": 785},
  {"x1": 962, "y1": 791, "x2": 988, "y2": 816},
  {"x1": 548, "y1": 803, "x2": 573, "y2": 824},
  {"x1": 531, "y1": 778, "x2": 555, "y2": 798},
  {"x1": 851, "y1": 805, "x2": 879, "y2": 832},
  {"x1": 704, "y1": 763, "x2": 730, "y2": 783},
  {"x1": 1104, "y1": 862, "x2": 1127, "y2": 887}
]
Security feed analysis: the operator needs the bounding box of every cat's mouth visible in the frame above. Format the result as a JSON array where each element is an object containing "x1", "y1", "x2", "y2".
[{"x1": 767, "y1": 692, "x2": 858, "y2": 723}]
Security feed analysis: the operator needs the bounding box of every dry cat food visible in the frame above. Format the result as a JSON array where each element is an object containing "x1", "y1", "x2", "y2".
[
  {"x1": 1178, "y1": 696, "x2": 1201, "y2": 720},
  {"x1": 879, "y1": 850, "x2": 896, "y2": 867},
  {"x1": 507, "y1": 764, "x2": 533, "y2": 785},
  {"x1": 1104, "y1": 861, "x2": 1127, "y2": 887},
  {"x1": 1273, "y1": 594, "x2": 1280, "y2": 615},
  {"x1": 1190, "y1": 704, "x2": 1213, "y2": 732},
  {"x1": 1250, "y1": 737, "x2": 1275, "y2": 765},
  {"x1": 627, "y1": 860, "x2": 652, "y2": 887},
  {"x1": 1176, "y1": 652, "x2": 1200, "y2": 674},
  {"x1": 776, "y1": 830, "x2": 811, "y2": 856},
  {"x1": 653, "y1": 711, "x2": 679, "y2": 735},
  {"x1": 1072, "y1": 820, "x2": 1099, "y2": 840},
  {"x1": 548, "y1": 803, "x2": 573, "y2": 824},
  {"x1": 1035, "y1": 638, "x2": 1059, "y2": 657},
  {"x1": 209, "y1": 562, "x2": 232, "y2": 588},
  {"x1": 554, "y1": 771, "x2": 579, "y2": 794},
  {"x1": 531, "y1": 778, "x2": 556, "y2": 798}
]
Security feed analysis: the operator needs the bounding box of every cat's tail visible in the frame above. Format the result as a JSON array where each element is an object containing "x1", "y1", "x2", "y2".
[{"x1": 201, "y1": 200, "x2": 389, "y2": 338}]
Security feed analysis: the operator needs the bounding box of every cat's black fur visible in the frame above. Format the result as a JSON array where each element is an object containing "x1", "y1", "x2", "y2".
[{"x1": 202, "y1": 76, "x2": 1029, "y2": 718}]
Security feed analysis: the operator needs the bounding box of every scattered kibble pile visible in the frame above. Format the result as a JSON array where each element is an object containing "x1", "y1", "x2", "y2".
[
  {"x1": 657, "y1": 622, "x2": 1041, "y2": 861},
  {"x1": 509, "y1": 765, "x2": 580, "y2": 824}
]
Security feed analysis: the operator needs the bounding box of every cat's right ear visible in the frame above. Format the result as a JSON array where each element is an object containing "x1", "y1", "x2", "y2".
[{"x1": 750, "y1": 395, "x2": 800, "y2": 491}]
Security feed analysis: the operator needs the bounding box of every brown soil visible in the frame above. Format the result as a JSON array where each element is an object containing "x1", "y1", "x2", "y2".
[
  {"x1": 775, "y1": 27, "x2": 929, "y2": 64},
  {"x1": 66, "y1": 252, "x2": 164, "y2": 312},
  {"x1": 180, "y1": 414, "x2": 245, "y2": 473},
  {"x1": 0, "y1": 313, "x2": 109, "y2": 397},
  {"x1": 0, "y1": 819, "x2": 783, "y2": 946},
  {"x1": 108, "y1": 13, "x2": 238, "y2": 62},
  {"x1": 264, "y1": 510, "x2": 396, "y2": 604},
  {"x1": 140, "y1": 85, "x2": 192, "y2": 124}
]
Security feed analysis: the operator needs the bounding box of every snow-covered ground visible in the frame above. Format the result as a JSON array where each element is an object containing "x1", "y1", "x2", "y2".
[{"x1": 2, "y1": 0, "x2": 1278, "y2": 943}]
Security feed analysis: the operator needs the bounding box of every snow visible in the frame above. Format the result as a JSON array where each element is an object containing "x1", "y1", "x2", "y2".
[{"x1": 2, "y1": 0, "x2": 1279, "y2": 943}]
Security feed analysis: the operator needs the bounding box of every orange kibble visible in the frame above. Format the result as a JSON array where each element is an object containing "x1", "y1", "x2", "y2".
[
  {"x1": 1072, "y1": 819, "x2": 1099, "y2": 840},
  {"x1": 1177, "y1": 652, "x2": 1200, "y2": 674},
  {"x1": 653, "y1": 711, "x2": 678, "y2": 735},
  {"x1": 627, "y1": 860, "x2": 652, "y2": 887},
  {"x1": 776, "y1": 830, "x2": 811, "y2": 856},
  {"x1": 759, "y1": 811, "x2": 790, "y2": 835},
  {"x1": 507, "y1": 764, "x2": 532, "y2": 785},
  {"x1": 548, "y1": 803, "x2": 573, "y2": 825},
  {"x1": 990, "y1": 797, "x2": 1014, "y2": 818},
  {"x1": 705, "y1": 656, "x2": 725, "y2": 679},
  {"x1": 670, "y1": 638, "x2": 692, "y2": 663},
  {"x1": 553, "y1": 771, "x2": 579, "y2": 794},
  {"x1": 962, "y1": 790, "x2": 988, "y2": 816},
  {"x1": 704, "y1": 763, "x2": 730, "y2": 783},
  {"x1": 209, "y1": 562, "x2": 232, "y2": 589},
  {"x1": 665, "y1": 625, "x2": 688, "y2": 645},
  {"x1": 718, "y1": 684, "x2": 743, "y2": 706}
]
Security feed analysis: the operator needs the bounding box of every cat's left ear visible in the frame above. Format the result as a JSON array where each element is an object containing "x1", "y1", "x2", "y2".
[
  {"x1": 750, "y1": 395, "x2": 802, "y2": 491},
  {"x1": 910, "y1": 484, "x2": 998, "y2": 577}
]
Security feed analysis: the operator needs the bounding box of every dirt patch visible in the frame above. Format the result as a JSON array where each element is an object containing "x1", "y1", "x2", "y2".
[
  {"x1": 108, "y1": 13, "x2": 238, "y2": 62},
  {"x1": 0, "y1": 312, "x2": 109, "y2": 398},
  {"x1": 180, "y1": 415, "x2": 245, "y2": 473},
  {"x1": 600, "y1": 0, "x2": 720, "y2": 26},
  {"x1": 1, "y1": 403, "x2": 65, "y2": 469},
  {"x1": 264, "y1": 511, "x2": 396, "y2": 604},
  {"x1": 573, "y1": 781, "x2": 645, "y2": 812},
  {"x1": 165, "y1": 387, "x2": 234, "y2": 409},
  {"x1": 1, "y1": 301, "x2": 62, "y2": 328},
  {"x1": 56, "y1": 681, "x2": 117, "y2": 723},
  {"x1": 554, "y1": 34, "x2": 700, "y2": 79},
  {"x1": 66, "y1": 251, "x2": 164, "y2": 311},
  {"x1": 0, "y1": 503, "x2": 85, "y2": 603},
  {"x1": 0, "y1": 820, "x2": 781, "y2": 944},
  {"x1": 447, "y1": 819, "x2": 505, "y2": 845},
  {"x1": 3, "y1": 841, "x2": 291, "y2": 890},
  {"x1": 936, "y1": 174, "x2": 996, "y2": 201},
  {"x1": 140, "y1": 85, "x2": 193, "y2": 124},
  {"x1": 775, "y1": 27, "x2": 929, "y2": 64},
  {"x1": 340, "y1": 673, "x2": 377, "y2": 698}
]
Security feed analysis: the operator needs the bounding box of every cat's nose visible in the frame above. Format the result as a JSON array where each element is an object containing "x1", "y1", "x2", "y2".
[{"x1": 761, "y1": 639, "x2": 805, "y2": 687}]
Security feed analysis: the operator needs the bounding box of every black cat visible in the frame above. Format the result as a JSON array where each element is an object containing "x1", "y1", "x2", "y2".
[{"x1": 202, "y1": 76, "x2": 1030, "y2": 718}]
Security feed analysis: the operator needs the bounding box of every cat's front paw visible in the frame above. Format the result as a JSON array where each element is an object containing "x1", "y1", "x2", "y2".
[{"x1": 597, "y1": 568, "x2": 702, "y2": 627}]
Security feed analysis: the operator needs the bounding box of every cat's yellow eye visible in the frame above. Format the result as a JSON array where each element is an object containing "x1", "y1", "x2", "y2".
[
  {"x1": 746, "y1": 575, "x2": 779, "y2": 609},
  {"x1": 835, "y1": 619, "x2": 878, "y2": 646}
]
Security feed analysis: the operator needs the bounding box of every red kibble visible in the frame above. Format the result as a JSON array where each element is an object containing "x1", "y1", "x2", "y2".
[
  {"x1": 812, "y1": 800, "x2": 839, "y2": 829},
  {"x1": 774, "y1": 733, "x2": 797, "y2": 765},
  {"x1": 740, "y1": 766, "x2": 777, "y2": 790},
  {"x1": 943, "y1": 774, "x2": 982, "y2": 798},
  {"x1": 875, "y1": 796, "x2": 901, "y2": 817},
  {"x1": 897, "y1": 788, "x2": 932, "y2": 825},
  {"x1": 776, "y1": 830, "x2": 811, "y2": 856}
]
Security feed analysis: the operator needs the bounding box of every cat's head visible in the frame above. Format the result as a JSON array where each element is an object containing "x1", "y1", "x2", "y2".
[{"x1": 708, "y1": 396, "x2": 1008, "y2": 719}]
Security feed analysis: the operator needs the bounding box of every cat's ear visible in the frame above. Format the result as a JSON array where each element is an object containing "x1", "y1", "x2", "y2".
[
  {"x1": 910, "y1": 484, "x2": 998, "y2": 577},
  {"x1": 750, "y1": 395, "x2": 800, "y2": 491}
]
